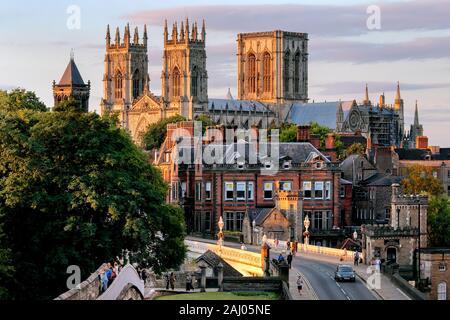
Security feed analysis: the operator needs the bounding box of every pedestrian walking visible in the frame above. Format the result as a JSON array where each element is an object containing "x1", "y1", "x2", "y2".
[
  {"x1": 164, "y1": 272, "x2": 170, "y2": 289},
  {"x1": 141, "y1": 269, "x2": 148, "y2": 285},
  {"x1": 169, "y1": 272, "x2": 176, "y2": 290},
  {"x1": 286, "y1": 240, "x2": 290, "y2": 251},
  {"x1": 294, "y1": 240, "x2": 299, "y2": 254},
  {"x1": 185, "y1": 273, "x2": 192, "y2": 291},
  {"x1": 277, "y1": 253, "x2": 285, "y2": 263},
  {"x1": 354, "y1": 251, "x2": 360, "y2": 266},
  {"x1": 287, "y1": 252, "x2": 293, "y2": 269},
  {"x1": 296, "y1": 275, "x2": 303, "y2": 295}
]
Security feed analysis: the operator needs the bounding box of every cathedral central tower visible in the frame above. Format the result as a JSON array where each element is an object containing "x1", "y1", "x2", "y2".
[{"x1": 161, "y1": 18, "x2": 208, "y2": 119}]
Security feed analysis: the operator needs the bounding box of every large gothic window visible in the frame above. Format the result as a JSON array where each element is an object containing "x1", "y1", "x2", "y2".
[
  {"x1": 133, "y1": 69, "x2": 141, "y2": 99},
  {"x1": 132, "y1": 69, "x2": 140, "y2": 99},
  {"x1": 191, "y1": 66, "x2": 198, "y2": 97},
  {"x1": 263, "y1": 52, "x2": 271, "y2": 93},
  {"x1": 248, "y1": 54, "x2": 256, "y2": 94},
  {"x1": 284, "y1": 51, "x2": 290, "y2": 94},
  {"x1": 115, "y1": 71, "x2": 123, "y2": 99},
  {"x1": 172, "y1": 67, "x2": 181, "y2": 98},
  {"x1": 294, "y1": 51, "x2": 301, "y2": 95}
]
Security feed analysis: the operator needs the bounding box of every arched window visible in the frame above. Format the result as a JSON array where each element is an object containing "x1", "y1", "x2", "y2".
[
  {"x1": 294, "y1": 51, "x2": 301, "y2": 94},
  {"x1": 438, "y1": 282, "x2": 447, "y2": 300},
  {"x1": 248, "y1": 54, "x2": 256, "y2": 94},
  {"x1": 263, "y1": 52, "x2": 271, "y2": 93},
  {"x1": 191, "y1": 66, "x2": 198, "y2": 97},
  {"x1": 284, "y1": 51, "x2": 290, "y2": 94},
  {"x1": 115, "y1": 71, "x2": 123, "y2": 99},
  {"x1": 172, "y1": 67, "x2": 181, "y2": 98},
  {"x1": 132, "y1": 69, "x2": 140, "y2": 99}
]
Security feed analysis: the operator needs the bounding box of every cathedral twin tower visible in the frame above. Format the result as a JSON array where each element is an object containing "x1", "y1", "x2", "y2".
[{"x1": 99, "y1": 20, "x2": 208, "y2": 136}]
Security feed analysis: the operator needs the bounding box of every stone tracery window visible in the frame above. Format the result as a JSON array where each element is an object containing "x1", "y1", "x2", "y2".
[
  {"x1": 172, "y1": 67, "x2": 181, "y2": 97},
  {"x1": 284, "y1": 51, "x2": 290, "y2": 94},
  {"x1": 263, "y1": 52, "x2": 271, "y2": 93},
  {"x1": 115, "y1": 71, "x2": 123, "y2": 99},
  {"x1": 294, "y1": 51, "x2": 301, "y2": 94},
  {"x1": 191, "y1": 66, "x2": 198, "y2": 97},
  {"x1": 132, "y1": 69, "x2": 140, "y2": 99},
  {"x1": 248, "y1": 53, "x2": 256, "y2": 94}
]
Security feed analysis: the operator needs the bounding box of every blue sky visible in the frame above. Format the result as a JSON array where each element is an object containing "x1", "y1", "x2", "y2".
[{"x1": 1, "y1": 0, "x2": 449, "y2": 146}]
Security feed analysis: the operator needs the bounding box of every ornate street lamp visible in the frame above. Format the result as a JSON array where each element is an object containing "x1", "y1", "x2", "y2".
[
  {"x1": 353, "y1": 230, "x2": 358, "y2": 241},
  {"x1": 217, "y1": 216, "x2": 224, "y2": 255},
  {"x1": 252, "y1": 219, "x2": 256, "y2": 245},
  {"x1": 262, "y1": 234, "x2": 267, "y2": 246},
  {"x1": 303, "y1": 214, "x2": 310, "y2": 246}
]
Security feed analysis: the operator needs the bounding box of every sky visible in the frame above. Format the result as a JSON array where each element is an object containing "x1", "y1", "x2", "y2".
[{"x1": 0, "y1": 0, "x2": 449, "y2": 146}]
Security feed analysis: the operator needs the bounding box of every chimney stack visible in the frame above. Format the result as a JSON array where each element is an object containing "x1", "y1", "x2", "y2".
[{"x1": 296, "y1": 125, "x2": 311, "y2": 142}]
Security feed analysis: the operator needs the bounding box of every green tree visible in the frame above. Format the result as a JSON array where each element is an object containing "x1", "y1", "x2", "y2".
[
  {"x1": 345, "y1": 143, "x2": 366, "y2": 156},
  {"x1": 0, "y1": 104, "x2": 186, "y2": 299},
  {"x1": 0, "y1": 88, "x2": 47, "y2": 112},
  {"x1": 279, "y1": 123, "x2": 297, "y2": 142},
  {"x1": 427, "y1": 196, "x2": 450, "y2": 247},
  {"x1": 140, "y1": 115, "x2": 186, "y2": 150},
  {"x1": 401, "y1": 164, "x2": 443, "y2": 196}
]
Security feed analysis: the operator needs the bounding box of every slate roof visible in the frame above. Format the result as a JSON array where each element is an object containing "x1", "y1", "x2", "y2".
[
  {"x1": 340, "y1": 178, "x2": 353, "y2": 185},
  {"x1": 247, "y1": 208, "x2": 274, "y2": 226},
  {"x1": 288, "y1": 101, "x2": 353, "y2": 129},
  {"x1": 361, "y1": 173, "x2": 402, "y2": 186},
  {"x1": 176, "y1": 142, "x2": 330, "y2": 165},
  {"x1": 395, "y1": 148, "x2": 450, "y2": 161},
  {"x1": 208, "y1": 98, "x2": 273, "y2": 113},
  {"x1": 196, "y1": 250, "x2": 243, "y2": 277},
  {"x1": 340, "y1": 134, "x2": 367, "y2": 148},
  {"x1": 58, "y1": 58, "x2": 85, "y2": 86}
]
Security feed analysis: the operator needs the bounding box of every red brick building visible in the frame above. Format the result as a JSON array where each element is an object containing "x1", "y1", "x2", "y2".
[{"x1": 156, "y1": 122, "x2": 353, "y2": 247}]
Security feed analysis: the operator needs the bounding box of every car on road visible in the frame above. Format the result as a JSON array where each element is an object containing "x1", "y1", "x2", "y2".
[{"x1": 334, "y1": 265, "x2": 356, "y2": 282}]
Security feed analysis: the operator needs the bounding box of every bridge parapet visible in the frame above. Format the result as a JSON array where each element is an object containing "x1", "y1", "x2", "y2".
[{"x1": 97, "y1": 264, "x2": 144, "y2": 300}]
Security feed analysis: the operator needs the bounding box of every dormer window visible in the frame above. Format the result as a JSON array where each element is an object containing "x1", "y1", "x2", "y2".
[
  {"x1": 315, "y1": 162, "x2": 323, "y2": 169},
  {"x1": 265, "y1": 162, "x2": 272, "y2": 169},
  {"x1": 283, "y1": 161, "x2": 291, "y2": 169},
  {"x1": 238, "y1": 162, "x2": 244, "y2": 169}
]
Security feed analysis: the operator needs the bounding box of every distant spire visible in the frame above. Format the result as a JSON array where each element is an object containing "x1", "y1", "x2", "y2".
[
  {"x1": 414, "y1": 100, "x2": 420, "y2": 127},
  {"x1": 70, "y1": 48, "x2": 74, "y2": 61},
  {"x1": 193, "y1": 22, "x2": 198, "y2": 40},
  {"x1": 226, "y1": 88, "x2": 234, "y2": 100},
  {"x1": 164, "y1": 19, "x2": 168, "y2": 42},
  {"x1": 106, "y1": 24, "x2": 111, "y2": 47},
  {"x1": 201, "y1": 19, "x2": 206, "y2": 41},
  {"x1": 143, "y1": 24, "x2": 148, "y2": 47},
  {"x1": 172, "y1": 21, "x2": 178, "y2": 41},
  {"x1": 363, "y1": 83, "x2": 370, "y2": 105},
  {"x1": 394, "y1": 81, "x2": 402, "y2": 110},
  {"x1": 185, "y1": 17, "x2": 190, "y2": 40},
  {"x1": 395, "y1": 81, "x2": 401, "y2": 101},
  {"x1": 124, "y1": 23, "x2": 130, "y2": 45},
  {"x1": 115, "y1": 27, "x2": 120, "y2": 46},
  {"x1": 133, "y1": 26, "x2": 139, "y2": 45},
  {"x1": 180, "y1": 21, "x2": 185, "y2": 41},
  {"x1": 192, "y1": 22, "x2": 196, "y2": 40}
]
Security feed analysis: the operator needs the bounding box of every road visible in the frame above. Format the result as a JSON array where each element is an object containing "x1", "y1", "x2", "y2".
[
  {"x1": 186, "y1": 237, "x2": 377, "y2": 300},
  {"x1": 291, "y1": 253, "x2": 377, "y2": 300}
]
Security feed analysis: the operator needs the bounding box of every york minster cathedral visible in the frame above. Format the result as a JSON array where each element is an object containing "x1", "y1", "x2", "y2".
[{"x1": 52, "y1": 18, "x2": 424, "y2": 148}]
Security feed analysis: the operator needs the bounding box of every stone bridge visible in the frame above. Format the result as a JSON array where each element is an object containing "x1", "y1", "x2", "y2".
[{"x1": 55, "y1": 264, "x2": 144, "y2": 300}]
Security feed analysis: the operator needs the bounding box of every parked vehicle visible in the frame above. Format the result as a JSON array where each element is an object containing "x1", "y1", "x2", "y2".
[{"x1": 335, "y1": 265, "x2": 356, "y2": 282}]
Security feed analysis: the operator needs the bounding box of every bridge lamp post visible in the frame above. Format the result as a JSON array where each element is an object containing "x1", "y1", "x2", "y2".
[
  {"x1": 217, "y1": 215, "x2": 224, "y2": 255},
  {"x1": 252, "y1": 219, "x2": 256, "y2": 245}
]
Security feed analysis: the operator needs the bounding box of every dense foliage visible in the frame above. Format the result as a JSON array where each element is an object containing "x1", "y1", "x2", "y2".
[
  {"x1": 427, "y1": 196, "x2": 450, "y2": 247},
  {"x1": 0, "y1": 92, "x2": 186, "y2": 300},
  {"x1": 140, "y1": 114, "x2": 216, "y2": 150},
  {"x1": 278, "y1": 122, "x2": 344, "y2": 158},
  {"x1": 345, "y1": 143, "x2": 366, "y2": 156},
  {"x1": 401, "y1": 164, "x2": 443, "y2": 196}
]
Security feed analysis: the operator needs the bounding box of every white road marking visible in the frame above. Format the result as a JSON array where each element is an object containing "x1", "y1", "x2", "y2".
[{"x1": 396, "y1": 287, "x2": 411, "y2": 300}]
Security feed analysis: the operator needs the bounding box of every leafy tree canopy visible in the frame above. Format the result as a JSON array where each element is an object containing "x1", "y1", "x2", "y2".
[
  {"x1": 401, "y1": 164, "x2": 443, "y2": 196},
  {"x1": 0, "y1": 97, "x2": 186, "y2": 299},
  {"x1": 345, "y1": 143, "x2": 366, "y2": 156},
  {"x1": 140, "y1": 114, "x2": 216, "y2": 150},
  {"x1": 427, "y1": 196, "x2": 450, "y2": 247},
  {"x1": 0, "y1": 88, "x2": 47, "y2": 112}
]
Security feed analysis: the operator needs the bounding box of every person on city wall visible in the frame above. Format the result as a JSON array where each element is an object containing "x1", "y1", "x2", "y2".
[
  {"x1": 354, "y1": 251, "x2": 360, "y2": 266},
  {"x1": 287, "y1": 251, "x2": 293, "y2": 269},
  {"x1": 185, "y1": 273, "x2": 192, "y2": 291},
  {"x1": 165, "y1": 272, "x2": 170, "y2": 289}
]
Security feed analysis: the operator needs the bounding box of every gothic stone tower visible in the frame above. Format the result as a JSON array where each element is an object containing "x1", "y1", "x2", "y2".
[
  {"x1": 53, "y1": 54, "x2": 90, "y2": 112},
  {"x1": 161, "y1": 19, "x2": 208, "y2": 120},
  {"x1": 237, "y1": 31, "x2": 308, "y2": 105},
  {"x1": 100, "y1": 24, "x2": 150, "y2": 128},
  {"x1": 394, "y1": 81, "x2": 405, "y2": 144}
]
